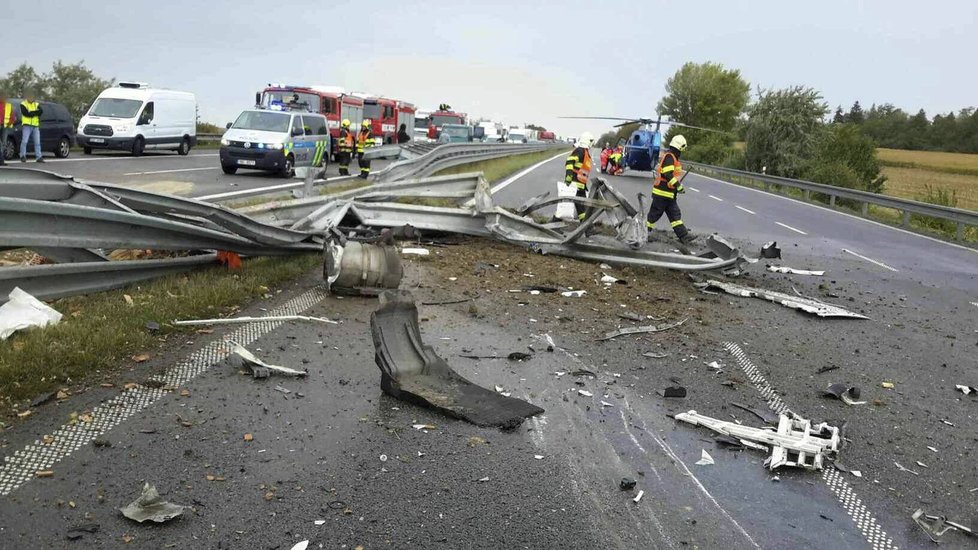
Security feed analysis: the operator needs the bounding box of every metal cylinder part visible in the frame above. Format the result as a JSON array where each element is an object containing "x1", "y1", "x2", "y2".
[{"x1": 324, "y1": 240, "x2": 403, "y2": 295}]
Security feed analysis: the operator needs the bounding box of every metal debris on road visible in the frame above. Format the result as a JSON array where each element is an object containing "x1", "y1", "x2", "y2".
[
  {"x1": 912, "y1": 508, "x2": 976, "y2": 542},
  {"x1": 894, "y1": 461, "x2": 919, "y2": 476},
  {"x1": 760, "y1": 241, "x2": 781, "y2": 259},
  {"x1": 822, "y1": 384, "x2": 866, "y2": 405},
  {"x1": 766, "y1": 265, "x2": 825, "y2": 276},
  {"x1": 815, "y1": 365, "x2": 839, "y2": 375},
  {"x1": 881, "y1": 381, "x2": 894, "y2": 389},
  {"x1": 597, "y1": 318, "x2": 687, "y2": 341},
  {"x1": 561, "y1": 290, "x2": 586, "y2": 297},
  {"x1": 695, "y1": 450, "x2": 715, "y2": 466},
  {"x1": 955, "y1": 384, "x2": 977, "y2": 395},
  {"x1": 174, "y1": 315, "x2": 337, "y2": 326},
  {"x1": 620, "y1": 477, "x2": 637, "y2": 490},
  {"x1": 230, "y1": 341, "x2": 308, "y2": 378},
  {"x1": 325, "y1": 232, "x2": 403, "y2": 296},
  {"x1": 578, "y1": 390, "x2": 594, "y2": 397},
  {"x1": 290, "y1": 541, "x2": 310, "y2": 550},
  {"x1": 729, "y1": 402, "x2": 779, "y2": 424},
  {"x1": 642, "y1": 351, "x2": 669, "y2": 359},
  {"x1": 119, "y1": 483, "x2": 188, "y2": 523},
  {"x1": 632, "y1": 490, "x2": 645, "y2": 503},
  {"x1": 370, "y1": 290, "x2": 543, "y2": 429},
  {"x1": 696, "y1": 280, "x2": 869, "y2": 319},
  {"x1": 0, "y1": 287, "x2": 63, "y2": 340},
  {"x1": 65, "y1": 523, "x2": 100, "y2": 541},
  {"x1": 662, "y1": 386, "x2": 687, "y2": 398},
  {"x1": 675, "y1": 410, "x2": 840, "y2": 471}
]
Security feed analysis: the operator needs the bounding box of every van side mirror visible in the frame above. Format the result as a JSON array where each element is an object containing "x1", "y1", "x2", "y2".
[
  {"x1": 255, "y1": 92, "x2": 261, "y2": 106},
  {"x1": 291, "y1": 128, "x2": 303, "y2": 137},
  {"x1": 226, "y1": 122, "x2": 232, "y2": 129}
]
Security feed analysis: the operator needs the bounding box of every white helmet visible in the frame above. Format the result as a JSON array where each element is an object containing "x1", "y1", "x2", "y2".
[
  {"x1": 669, "y1": 134, "x2": 688, "y2": 151},
  {"x1": 579, "y1": 132, "x2": 594, "y2": 148}
]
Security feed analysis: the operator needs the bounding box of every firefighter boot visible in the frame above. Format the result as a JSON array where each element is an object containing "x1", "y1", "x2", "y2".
[{"x1": 679, "y1": 233, "x2": 698, "y2": 245}]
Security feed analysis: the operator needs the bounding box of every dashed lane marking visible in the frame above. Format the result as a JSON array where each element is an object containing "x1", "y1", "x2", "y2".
[
  {"x1": 123, "y1": 167, "x2": 220, "y2": 176},
  {"x1": 0, "y1": 287, "x2": 327, "y2": 497},
  {"x1": 735, "y1": 205, "x2": 756, "y2": 215},
  {"x1": 489, "y1": 151, "x2": 569, "y2": 195},
  {"x1": 842, "y1": 248, "x2": 899, "y2": 272},
  {"x1": 687, "y1": 186, "x2": 700, "y2": 193},
  {"x1": 708, "y1": 194, "x2": 724, "y2": 202},
  {"x1": 775, "y1": 221, "x2": 808, "y2": 235},
  {"x1": 724, "y1": 342, "x2": 898, "y2": 550}
]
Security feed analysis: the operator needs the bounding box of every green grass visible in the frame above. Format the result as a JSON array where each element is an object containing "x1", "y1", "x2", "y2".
[
  {"x1": 0, "y1": 254, "x2": 321, "y2": 413},
  {"x1": 435, "y1": 148, "x2": 569, "y2": 183}
]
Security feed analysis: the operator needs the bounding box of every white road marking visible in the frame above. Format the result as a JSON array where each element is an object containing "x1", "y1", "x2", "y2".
[
  {"x1": 708, "y1": 194, "x2": 724, "y2": 202},
  {"x1": 735, "y1": 205, "x2": 756, "y2": 215},
  {"x1": 692, "y1": 172, "x2": 978, "y2": 255},
  {"x1": 687, "y1": 186, "x2": 700, "y2": 193},
  {"x1": 48, "y1": 153, "x2": 217, "y2": 163},
  {"x1": 842, "y1": 248, "x2": 899, "y2": 272},
  {"x1": 123, "y1": 167, "x2": 219, "y2": 176},
  {"x1": 775, "y1": 221, "x2": 808, "y2": 235},
  {"x1": 489, "y1": 151, "x2": 569, "y2": 195}
]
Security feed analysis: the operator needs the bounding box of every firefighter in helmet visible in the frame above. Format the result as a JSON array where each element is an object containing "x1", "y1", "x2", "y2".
[
  {"x1": 564, "y1": 132, "x2": 594, "y2": 220},
  {"x1": 337, "y1": 119, "x2": 354, "y2": 176},
  {"x1": 647, "y1": 134, "x2": 697, "y2": 244},
  {"x1": 356, "y1": 119, "x2": 373, "y2": 179}
]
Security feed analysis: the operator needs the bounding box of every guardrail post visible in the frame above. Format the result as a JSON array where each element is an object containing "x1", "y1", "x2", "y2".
[
  {"x1": 861, "y1": 202, "x2": 868, "y2": 216},
  {"x1": 829, "y1": 195, "x2": 836, "y2": 207},
  {"x1": 901, "y1": 210, "x2": 911, "y2": 227},
  {"x1": 803, "y1": 190, "x2": 810, "y2": 202},
  {"x1": 956, "y1": 222, "x2": 964, "y2": 241}
]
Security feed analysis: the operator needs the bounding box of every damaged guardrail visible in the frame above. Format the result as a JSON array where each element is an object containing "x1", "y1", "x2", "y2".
[{"x1": 688, "y1": 162, "x2": 978, "y2": 241}]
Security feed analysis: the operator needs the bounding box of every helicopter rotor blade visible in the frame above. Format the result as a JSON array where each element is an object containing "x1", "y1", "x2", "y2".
[
  {"x1": 558, "y1": 116, "x2": 639, "y2": 121},
  {"x1": 660, "y1": 121, "x2": 733, "y2": 135}
]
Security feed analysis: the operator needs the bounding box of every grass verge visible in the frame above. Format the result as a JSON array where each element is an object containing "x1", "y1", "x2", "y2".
[
  {"x1": 434, "y1": 148, "x2": 569, "y2": 183},
  {"x1": 0, "y1": 254, "x2": 321, "y2": 414}
]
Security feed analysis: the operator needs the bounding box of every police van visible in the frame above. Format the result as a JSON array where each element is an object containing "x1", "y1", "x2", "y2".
[{"x1": 219, "y1": 108, "x2": 330, "y2": 178}]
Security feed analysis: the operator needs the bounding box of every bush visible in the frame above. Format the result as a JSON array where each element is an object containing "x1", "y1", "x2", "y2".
[
  {"x1": 805, "y1": 123, "x2": 886, "y2": 193},
  {"x1": 913, "y1": 185, "x2": 958, "y2": 234}
]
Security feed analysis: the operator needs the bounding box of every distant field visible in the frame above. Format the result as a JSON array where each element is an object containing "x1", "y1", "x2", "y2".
[{"x1": 877, "y1": 148, "x2": 978, "y2": 211}]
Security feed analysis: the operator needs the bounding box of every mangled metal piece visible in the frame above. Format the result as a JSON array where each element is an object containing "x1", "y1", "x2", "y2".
[
  {"x1": 230, "y1": 341, "x2": 308, "y2": 378},
  {"x1": 370, "y1": 290, "x2": 544, "y2": 429},
  {"x1": 536, "y1": 242, "x2": 742, "y2": 272},
  {"x1": 767, "y1": 265, "x2": 825, "y2": 276},
  {"x1": 912, "y1": 508, "x2": 975, "y2": 542},
  {"x1": 324, "y1": 231, "x2": 403, "y2": 296},
  {"x1": 697, "y1": 279, "x2": 868, "y2": 319},
  {"x1": 822, "y1": 383, "x2": 866, "y2": 405},
  {"x1": 674, "y1": 410, "x2": 840, "y2": 471},
  {"x1": 597, "y1": 318, "x2": 686, "y2": 341},
  {"x1": 760, "y1": 241, "x2": 781, "y2": 259},
  {"x1": 119, "y1": 483, "x2": 188, "y2": 523}
]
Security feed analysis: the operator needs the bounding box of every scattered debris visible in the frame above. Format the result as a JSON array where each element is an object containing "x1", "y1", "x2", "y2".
[
  {"x1": 0, "y1": 287, "x2": 64, "y2": 340},
  {"x1": 370, "y1": 291, "x2": 544, "y2": 429},
  {"x1": 760, "y1": 241, "x2": 781, "y2": 259},
  {"x1": 695, "y1": 280, "x2": 868, "y2": 319},
  {"x1": 822, "y1": 384, "x2": 866, "y2": 405},
  {"x1": 955, "y1": 384, "x2": 977, "y2": 395},
  {"x1": 894, "y1": 461, "x2": 919, "y2": 476},
  {"x1": 600, "y1": 401, "x2": 614, "y2": 408},
  {"x1": 675, "y1": 410, "x2": 839, "y2": 470},
  {"x1": 145, "y1": 321, "x2": 161, "y2": 332},
  {"x1": 30, "y1": 391, "x2": 57, "y2": 408},
  {"x1": 632, "y1": 490, "x2": 644, "y2": 503},
  {"x1": 534, "y1": 455, "x2": 544, "y2": 460},
  {"x1": 619, "y1": 478, "x2": 637, "y2": 490},
  {"x1": 119, "y1": 483, "x2": 188, "y2": 523},
  {"x1": 766, "y1": 266, "x2": 825, "y2": 276},
  {"x1": 662, "y1": 386, "x2": 687, "y2": 398},
  {"x1": 380, "y1": 454, "x2": 388, "y2": 462},
  {"x1": 401, "y1": 247, "x2": 430, "y2": 256},
  {"x1": 730, "y1": 402, "x2": 779, "y2": 424},
  {"x1": 325, "y1": 236, "x2": 404, "y2": 296},
  {"x1": 601, "y1": 274, "x2": 626, "y2": 285},
  {"x1": 66, "y1": 523, "x2": 100, "y2": 541},
  {"x1": 543, "y1": 334, "x2": 556, "y2": 352},
  {"x1": 598, "y1": 318, "x2": 687, "y2": 341},
  {"x1": 524, "y1": 285, "x2": 559, "y2": 294},
  {"x1": 706, "y1": 361, "x2": 723, "y2": 371},
  {"x1": 695, "y1": 450, "x2": 715, "y2": 466},
  {"x1": 642, "y1": 352, "x2": 669, "y2": 359},
  {"x1": 243, "y1": 433, "x2": 254, "y2": 442},
  {"x1": 912, "y1": 508, "x2": 975, "y2": 542},
  {"x1": 467, "y1": 436, "x2": 487, "y2": 447},
  {"x1": 35, "y1": 470, "x2": 54, "y2": 478},
  {"x1": 230, "y1": 341, "x2": 307, "y2": 378},
  {"x1": 561, "y1": 290, "x2": 586, "y2": 297},
  {"x1": 570, "y1": 369, "x2": 597, "y2": 377},
  {"x1": 619, "y1": 312, "x2": 644, "y2": 322},
  {"x1": 833, "y1": 461, "x2": 862, "y2": 478},
  {"x1": 421, "y1": 297, "x2": 473, "y2": 306},
  {"x1": 174, "y1": 315, "x2": 337, "y2": 326},
  {"x1": 412, "y1": 424, "x2": 436, "y2": 431},
  {"x1": 477, "y1": 476, "x2": 490, "y2": 483},
  {"x1": 578, "y1": 390, "x2": 594, "y2": 397},
  {"x1": 881, "y1": 382, "x2": 894, "y2": 389},
  {"x1": 507, "y1": 352, "x2": 531, "y2": 361},
  {"x1": 290, "y1": 541, "x2": 310, "y2": 550},
  {"x1": 815, "y1": 365, "x2": 839, "y2": 375}
]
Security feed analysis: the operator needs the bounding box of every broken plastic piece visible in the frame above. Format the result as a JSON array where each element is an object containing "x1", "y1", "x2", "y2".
[
  {"x1": 822, "y1": 384, "x2": 866, "y2": 405},
  {"x1": 663, "y1": 386, "x2": 687, "y2": 398},
  {"x1": 401, "y1": 247, "x2": 430, "y2": 256},
  {"x1": 766, "y1": 265, "x2": 825, "y2": 276},
  {"x1": 955, "y1": 384, "x2": 977, "y2": 395},
  {"x1": 174, "y1": 315, "x2": 337, "y2": 326},
  {"x1": 619, "y1": 477, "x2": 637, "y2": 490},
  {"x1": 894, "y1": 461, "x2": 919, "y2": 476},
  {"x1": 578, "y1": 390, "x2": 594, "y2": 397},
  {"x1": 760, "y1": 241, "x2": 781, "y2": 259},
  {"x1": 119, "y1": 483, "x2": 187, "y2": 523},
  {"x1": 561, "y1": 290, "x2": 586, "y2": 297},
  {"x1": 230, "y1": 341, "x2": 308, "y2": 378},
  {"x1": 598, "y1": 318, "x2": 687, "y2": 341},
  {"x1": 0, "y1": 287, "x2": 63, "y2": 340},
  {"x1": 696, "y1": 280, "x2": 868, "y2": 319},
  {"x1": 632, "y1": 490, "x2": 644, "y2": 503},
  {"x1": 370, "y1": 291, "x2": 543, "y2": 429},
  {"x1": 912, "y1": 508, "x2": 975, "y2": 542},
  {"x1": 696, "y1": 449, "x2": 715, "y2": 466}
]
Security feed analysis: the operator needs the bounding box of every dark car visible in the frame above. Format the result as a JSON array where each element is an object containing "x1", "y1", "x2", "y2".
[{"x1": 2, "y1": 100, "x2": 76, "y2": 160}]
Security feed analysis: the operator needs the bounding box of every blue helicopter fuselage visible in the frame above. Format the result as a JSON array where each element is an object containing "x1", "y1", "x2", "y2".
[{"x1": 623, "y1": 129, "x2": 662, "y2": 172}]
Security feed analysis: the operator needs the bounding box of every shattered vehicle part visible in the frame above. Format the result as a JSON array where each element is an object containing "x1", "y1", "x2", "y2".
[
  {"x1": 767, "y1": 265, "x2": 825, "y2": 276},
  {"x1": 697, "y1": 279, "x2": 868, "y2": 319},
  {"x1": 730, "y1": 402, "x2": 779, "y2": 424},
  {"x1": 911, "y1": 508, "x2": 975, "y2": 542},
  {"x1": 0, "y1": 287, "x2": 63, "y2": 340},
  {"x1": 822, "y1": 384, "x2": 866, "y2": 405},
  {"x1": 119, "y1": 483, "x2": 188, "y2": 523},
  {"x1": 598, "y1": 318, "x2": 686, "y2": 341},
  {"x1": 370, "y1": 290, "x2": 544, "y2": 429},
  {"x1": 760, "y1": 241, "x2": 782, "y2": 259},
  {"x1": 696, "y1": 449, "x2": 715, "y2": 466},
  {"x1": 230, "y1": 341, "x2": 307, "y2": 377},
  {"x1": 174, "y1": 315, "x2": 337, "y2": 326},
  {"x1": 662, "y1": 386, "x2": 687, "y2": 398},
  {"x1": 674, "y1": 410, "x2": 840, "y2": 471},
  {"x1": 324, "y1": 236, "x2": 403, "y2": 296},
  {"x1": 955, "y1": 384, "x2": 977, "y2": 395}
]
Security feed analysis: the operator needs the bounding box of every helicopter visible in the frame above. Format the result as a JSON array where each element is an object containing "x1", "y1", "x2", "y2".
[{"x1": 560, "y1": 115, "x2": 725, "y2": 173}]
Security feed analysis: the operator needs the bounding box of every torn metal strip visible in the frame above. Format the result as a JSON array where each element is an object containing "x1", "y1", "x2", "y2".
[
  {"x1": 229, "y1": 341, "x2": 308, "y2": 377},
  {"x1": 698, "y1": 279, "x2": 868, "y2": 319},
  {"x1": 767, "y1": 265, "x2": 825, "y2": 276},
  {"x1": 598, "y1": 318, "x2": 687, "y2": 341}
]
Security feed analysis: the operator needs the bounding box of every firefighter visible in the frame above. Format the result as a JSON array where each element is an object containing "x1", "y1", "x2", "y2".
[
  {"x1": 563, "y1": 132, "x2": 594, "y2": 221},
  {"x1": 337, "y1": 119, "x2": 354, "y2": 176},
  {"x1": 646, "y1": 135, "x2": 696, "y2": 244},
  {"x1": 356, "y1": 119, "x2": 373, "y2": 179},
  {"x1": 599, "y1": 142, "x2": 611, "y2": 173},
  {"x1": 608, "y1": 146, "x2": 623, "y2": 175}
]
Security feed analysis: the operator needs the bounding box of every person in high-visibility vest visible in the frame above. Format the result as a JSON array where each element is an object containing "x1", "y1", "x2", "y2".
[
  {"x1": 19, "y1": 91, "x2": 44, "y2": 163},
  {"x1": 563, "y1": 132, "x2": 594, "y2": 220},
  {"x1": 0, "y1": 91, "x2": 16, "y2": 166},
  {"x1": 646, "y1": 135, "x2": 696, "y2": 244},
  {"x1": 337, "y1": 119, "x2": 354, "y2": 176},
  {"x1": 356, "y1": 119, "x2": 373, "y2": 179}
]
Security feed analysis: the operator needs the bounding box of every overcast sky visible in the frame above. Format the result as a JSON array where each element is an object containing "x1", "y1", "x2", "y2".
[{"x1": 5, "y1": 0, "x2": 976, "y2": 137}]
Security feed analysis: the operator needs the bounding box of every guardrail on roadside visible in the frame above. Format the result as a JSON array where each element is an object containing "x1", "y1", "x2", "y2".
[{"x1": 687, "y1": 162, "x2": 978, "y2": 241}]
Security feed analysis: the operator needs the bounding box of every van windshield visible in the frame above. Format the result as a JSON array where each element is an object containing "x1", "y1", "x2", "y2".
[
  {"x1": 232, "y1": 111, "x2": 291, "y2": 132},
  {"x1": 89, "y1": 98, "x2": 143, "y2": 118}
]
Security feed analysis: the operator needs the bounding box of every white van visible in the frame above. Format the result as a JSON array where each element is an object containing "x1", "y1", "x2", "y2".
[
  {"x1": 77, "y1": 82, "x2": 197, "y2": 156},
  {"x1": 219, "y1": 108, "x2": 331, "y2": 178}
]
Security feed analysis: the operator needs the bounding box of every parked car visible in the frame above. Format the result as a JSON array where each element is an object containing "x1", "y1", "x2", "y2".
[
  {"x1": 76, "y1": 82, "x2": 197, "y2": 156},
  {"x1": 2, "y1": 99, "x2": 75, "y2": 160},
  {"x1": 219, "y1": 108, "x2": 330, "y2": 178}
]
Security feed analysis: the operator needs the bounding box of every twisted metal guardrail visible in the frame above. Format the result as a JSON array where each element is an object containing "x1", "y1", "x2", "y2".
[{"x1": 687, "y1": 162, "x2": 978, "y2": 241}]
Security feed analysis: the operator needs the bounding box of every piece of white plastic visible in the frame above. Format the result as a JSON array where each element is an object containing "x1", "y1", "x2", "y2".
[
  {"x1": 695, "y1": 449, "x2": 715, "y2": 466},
  {"x1": 0, "y1": 287, "x2": 63, "y2": 340},
  {"x1": 766, "y1": 265, "x2": 826, "y2": 276},
  {"x1": 401, "y1": 248, "x2": 430, "y2": 256},
  {"x1": 555, "y1": 180, "x2": 578, "y2": 221}
]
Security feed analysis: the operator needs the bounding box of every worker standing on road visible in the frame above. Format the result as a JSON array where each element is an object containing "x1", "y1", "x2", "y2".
[
  {"x1": 337, "y1": 119, "x2": 354, "y2": 176},
  {"x1": 397, "y1": 123, "x2": 411, "y2": 144},
  {"x1": 19, "y1": 91, "x2": 43, "y2": 163},
  {"x1": 0, "y1": 91, "x2": 15, "y2": 166},
  {"x1": 356, "y1": 119, "x2": 373, "y2": 179},
  {"x1": 607, "y1": 146, "x2": 623, "y2": 175},
  {"x1": 563, "y1": 132, "x2": 594, "y2": 220},
  {"x1": 647, "y1": 135, "x2": 696, "y2": 244}
]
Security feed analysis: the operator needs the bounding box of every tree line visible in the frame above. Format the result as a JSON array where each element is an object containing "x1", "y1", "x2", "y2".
[{"x1": 833, "y1": 101, "x2": 978, "y2": 153}]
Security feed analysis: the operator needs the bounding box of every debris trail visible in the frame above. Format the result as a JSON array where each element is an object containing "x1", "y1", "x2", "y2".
[{"x1": 174, "y1": 315, "x2": 337, "y2": 326}]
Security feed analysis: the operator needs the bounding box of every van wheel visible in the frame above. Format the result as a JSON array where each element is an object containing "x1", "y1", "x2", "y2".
[
  {"x1": 83, "y1": 146, "x2": 92, "y2": 155},
  {"x1": 3, "y1": 138, "x2": 14, "y2": 160},
  {"x1": 55, "y1": 137, "x2": 71, "y2": 158},
  {"x1": 177, "y1": 137, "x2": 191, "y2": 156},
  {"x1": 132, "y1": 137, "x2": 144, "y2": 157},
  {"x1": 221, "y1": 164, "x2": 237, "y2": 175},
  {"x1": 279, "y1": 155, "x2": 294, "y2": 178}
]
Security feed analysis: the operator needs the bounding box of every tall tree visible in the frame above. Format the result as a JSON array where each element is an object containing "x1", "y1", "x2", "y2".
[
  {"x1": 45, "y1": 61, "x2": 114, "y2": 121},
  {"x1": 847, "y1": 101, "x2": 865, "y2": 124},
  {"x1": 743, "y1": 86, "x2": 827, "y2": 177},
  {"x1": 833, "y1": 106, "x2": 846, "y2": 124},
  {"x1": 0, "y1": 63, "x2": 44, "y2": 97}
]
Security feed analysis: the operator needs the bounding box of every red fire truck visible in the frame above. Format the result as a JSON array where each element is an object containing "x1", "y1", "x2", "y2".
[
  {"x1": 538, "y1": 130, "x2": 556, "y2": 142},
  {"x1": 357, "y1": 95, "x2": 417, "y2": 144},
  {"x1": 426, "y1": 104, "x2": 467, "y2": 140},
  {"x1": 259, "y1": 85, "x2": 364, "y2": 156}
]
